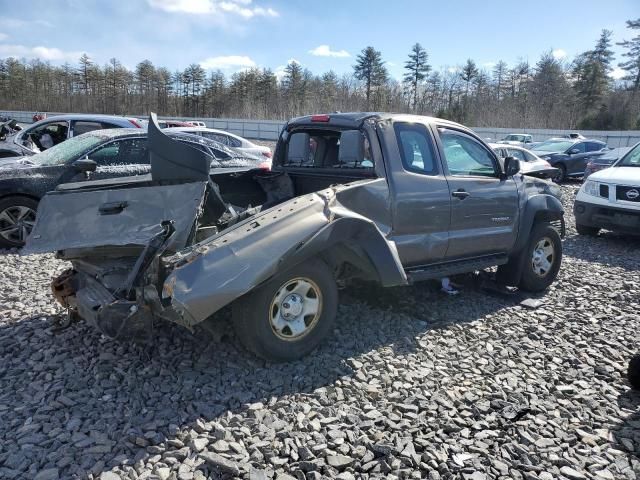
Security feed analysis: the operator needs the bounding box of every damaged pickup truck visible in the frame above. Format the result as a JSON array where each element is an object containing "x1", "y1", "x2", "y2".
[{"x1": 24, "y1": 112, "x2": 565, "y2": 361}]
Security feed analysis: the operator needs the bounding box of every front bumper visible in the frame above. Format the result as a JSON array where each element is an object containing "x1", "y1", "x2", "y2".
[{"x1": 574, "y1": 200, "x2": 640, "y2": 234}]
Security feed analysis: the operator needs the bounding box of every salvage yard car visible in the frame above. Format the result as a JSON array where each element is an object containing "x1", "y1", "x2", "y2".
[
  {"x1": 489, "y1": 143, "x2": 559, "y2": 180},
  {"x1": 0, "y1": 114, "x2": 145, "y2": 158},
  {"x1": 574, "y1": 141, "x2": 640, "y2": 236},
  {"x1": 165, "y1": 126, "x2": 273, "y2": 159},
  {"x1": 24, "y1": 113, "x2": 565, "y2": 362},
  {"x1": 0, "y1": 129, "x2": 266, "y2": 248},
  {"x1": 531, "y1": 138, "x2": 608, "y2": 182},
  {"x1": 497, "y1": 133, "x2": 533, "y2": 147}
]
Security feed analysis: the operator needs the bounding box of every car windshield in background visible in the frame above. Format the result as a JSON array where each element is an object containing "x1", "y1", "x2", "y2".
[
  {"x1": 532, "y1": 140, "x2": 574, "y2": 152},
  {"x1": 618, "y1": 144, "x2": 640, "y2": 167},
  {"x1": 30, "y1": 133, "x2": 107, "y2": 166},
  {"x1": 168, "y1": 133, "x2": 262, "y2": 168}
]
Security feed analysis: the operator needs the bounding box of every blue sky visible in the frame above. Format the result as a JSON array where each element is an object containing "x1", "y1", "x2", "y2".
[{"x1": 0, "y1": 0, "x2": 637, "y2": 80}]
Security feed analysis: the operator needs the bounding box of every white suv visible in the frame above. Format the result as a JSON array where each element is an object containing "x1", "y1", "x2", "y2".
[{"x1": 574, "y1": 142, "x2": 640, "y2": 236}]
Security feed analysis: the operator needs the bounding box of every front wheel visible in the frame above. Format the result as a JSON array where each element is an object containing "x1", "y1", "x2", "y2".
[
  {"x1": 232, "y1": 259, "x2": 338, "y2": 362},
  {"x1": 0, "y1": 196, "x2": 39, "y2": 249},
  {"x1": 552, "y1": 164, "x2": 566, "y2": 183},
  {"x1": 518, "y1": 223, "x2": 562, "y2": 292}
]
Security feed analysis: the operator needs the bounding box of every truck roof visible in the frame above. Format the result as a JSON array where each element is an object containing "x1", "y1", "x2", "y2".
[{"x1": 286, "y1": 112, "x2": 475, "y2": 135}]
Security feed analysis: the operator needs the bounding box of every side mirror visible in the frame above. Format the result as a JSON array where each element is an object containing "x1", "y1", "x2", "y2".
[
  {"x1": 503, "y1": 156, "x2": 521, "y2": 177},
  {"x1": 72, "y1": 158, "x2": 97, "y2": 173},
  {"x1": 569, "y1": 148, "x2": 580, "y2": 155}
]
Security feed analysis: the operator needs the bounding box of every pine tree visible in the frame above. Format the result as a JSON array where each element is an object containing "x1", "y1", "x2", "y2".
[
  {"x1": 403, "y1": 43, "x2": 431, "y2": 111},
  {"x1": 353, "y1": 46, "x2": 388, "y2": 109},
  {"x1": 573, "y1": 30, "x2": 614, "y2": 113},
  {"x1": 618, "y1": 18, "x2": 640, "y2": 92}
]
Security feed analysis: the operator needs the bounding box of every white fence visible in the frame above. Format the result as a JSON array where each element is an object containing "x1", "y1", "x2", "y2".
[{"x1": 3, "y1": 110, "x2": 640, "y2": 146}]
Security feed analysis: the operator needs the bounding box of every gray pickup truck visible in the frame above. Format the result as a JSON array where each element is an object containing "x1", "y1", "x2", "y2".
[{"x1": 24, "y1": 113, "x2": 564, "y2": 361}]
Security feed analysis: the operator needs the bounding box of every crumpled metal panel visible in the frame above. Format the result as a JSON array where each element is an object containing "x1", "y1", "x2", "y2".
[
  {"x1": 23, "y1": 181, "x2": 207, "y2": 254},
  {"x1": 163, "y1": 184, "x2": 406, "y2": 326},
  {"x1": 164, "y1": 192, "x2": 331, "y2": 325}
]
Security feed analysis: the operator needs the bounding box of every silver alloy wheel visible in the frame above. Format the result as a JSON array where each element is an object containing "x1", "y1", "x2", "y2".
[
  {"x1": 269, "y1": 277, "x2": 322, "y2": 341},
  {"x1": 0, "y1": 205, "x2": 36, "y2": 244},
  {"x1": 531, "y1": 237, "x2": 555, "y2": 277}
]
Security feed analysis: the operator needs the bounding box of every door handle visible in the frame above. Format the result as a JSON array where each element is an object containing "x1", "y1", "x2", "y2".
[
  {"x1": 452, "y1": 189, "x2": 470, "y2": 199},
  {"x1": 99, "y1": 201, "x2": 128, "y2": 215}
]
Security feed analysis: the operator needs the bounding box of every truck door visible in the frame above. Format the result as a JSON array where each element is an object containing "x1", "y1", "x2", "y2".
[
  {"x1": 434, "y1": 126, "x2": 519, "y2": 259},
  {"x1": 383, "y1": 121, "x2": 451, "y2": 267}
]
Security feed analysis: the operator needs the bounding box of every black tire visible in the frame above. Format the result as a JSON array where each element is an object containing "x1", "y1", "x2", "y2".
[
  {"x1": 576, "y1": 224, "x2": 599, "y2": 236},
  {"x1": 0, "y1": 196, "x2": 39, "y2": 249},
  {"x1": 552, "y1": 164, "x2": 566, "y2": 183},
  {"x1": 628, "y1": 355, "x2": 640, "y2": 390},
  {"x1": 232, "y1": 259, "x2": 338, "y2": 362},
  {"x1": 518, "y1": 223, "x2": 562, "y2": 292}
]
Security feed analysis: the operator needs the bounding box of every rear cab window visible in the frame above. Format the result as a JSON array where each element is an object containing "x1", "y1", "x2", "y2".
[{"x1": 280, "y1": 128, "x2": 374, "y2": 172}]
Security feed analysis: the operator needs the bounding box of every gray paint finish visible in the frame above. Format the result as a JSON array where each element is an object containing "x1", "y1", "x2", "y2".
[{"x1": 23, "y1": 182, "x2": 207, "y2": 254}]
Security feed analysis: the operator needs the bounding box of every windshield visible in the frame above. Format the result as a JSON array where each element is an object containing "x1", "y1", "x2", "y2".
[
  {"x1": 617, "y1": 144, "x2": 640, "y2": 167},
  {"x1": 30, "y1": 133, "x2": 107, "y2": 166},
  {"x1": 532, "y1": 140, "x2": 574, "y2": 152}
]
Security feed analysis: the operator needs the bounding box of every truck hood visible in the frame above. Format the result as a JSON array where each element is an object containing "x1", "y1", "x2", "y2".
[{"x1": 588, "y1": 166, "x2": 640, "y2": 185}]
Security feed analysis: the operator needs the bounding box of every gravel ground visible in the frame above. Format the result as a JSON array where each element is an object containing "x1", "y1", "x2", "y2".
[{"x1": 1, "y1": 184, "x2": 639, "y2": 480}]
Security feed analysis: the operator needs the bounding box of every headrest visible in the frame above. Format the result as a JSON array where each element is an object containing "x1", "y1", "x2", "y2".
[
  {"x1": 148, "y1": 112, "x2": 211, "y2": 182},
  {"x1": 339, "y1": 130, "x2": 364, "y2": 165},
  {"x1": 287, "y1": 132, "x2": 310, "y2": 165}
]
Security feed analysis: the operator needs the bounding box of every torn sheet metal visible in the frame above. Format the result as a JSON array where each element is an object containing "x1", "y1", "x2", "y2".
[
  {"x1": 23, "y1": 181, "x2": 207, "y2": 254},
  {"x1": 163, "y1": 185, "x2": 406, "y2": 327}
]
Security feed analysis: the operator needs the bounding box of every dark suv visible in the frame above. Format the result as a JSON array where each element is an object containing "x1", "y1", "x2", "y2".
[{"x1": 530, "y1": 138, "x2": 608, "y2": 182}]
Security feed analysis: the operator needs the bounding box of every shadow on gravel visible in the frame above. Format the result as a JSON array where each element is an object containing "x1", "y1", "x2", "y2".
[
  {"x1": 562, "y1": 233, "x2": 640, "y2": 272},
  {"x1": 613, "y1": 389, "x2": 640, "y2": 461},
  {"x1": 0, "y1": 276, "x2": 522, "y2": 478}
]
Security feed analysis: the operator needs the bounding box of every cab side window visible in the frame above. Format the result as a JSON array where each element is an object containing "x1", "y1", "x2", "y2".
[
  {"x1": 438, "y1": 129, "x2": 497, "y2": 177},
  {"x1": 394, "y1": 123, "x2": 437, "y2": 175}
]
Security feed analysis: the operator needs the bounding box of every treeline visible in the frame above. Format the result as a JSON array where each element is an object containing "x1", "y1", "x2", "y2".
[{"x1": 0, "y1": 19, "x2": 639, "y2": 129}]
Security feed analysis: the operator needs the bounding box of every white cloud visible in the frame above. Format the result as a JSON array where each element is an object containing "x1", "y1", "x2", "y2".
[
  {"x1": 447, "y1": 67, "x2": 458, "y2": 73},
  {"x1": 552, "y1": 48, "x2": 567, "y2": 60},
  {"x1": 610, "y1": 67, "x2": 626, "y2": 80},
  {"x1": 0, "y1": 44, "x2": 85, "y2": 62},
  {"x1": 148, "y1": 0, "x2": 278, "y2": 17},
  {"x1": 0, "y1": 33, "x2": 7, "y2": 41},
  {"x1": 0, "y1": 18, "x2": 53, "y2": 29},
  {"x1": 200, "y1": 55, "x2": 256, "y2": 70},
  {"x1": 482, "y1": 61, "x2": 496, "y2": 68},
  {"x1": 308, "y1": 45, "x2": 350, "y2": 58}
]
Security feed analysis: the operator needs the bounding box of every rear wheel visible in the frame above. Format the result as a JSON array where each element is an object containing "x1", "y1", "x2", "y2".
[
  {"x1": 552, "y1": 164, "x2": 566, "y2": 183},
  {"x1": 518, "y1": 223, "x2": 562, "y2": 292},
  {"x1": 576, "y1": 224, "x2": 599, "y2": 236},
  {"x1": 0, "y1": 196, "x2": 38, "y2": 249},
  {"x1": 232, "y1": 259, "x2": 338, "y2": 362}
]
